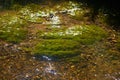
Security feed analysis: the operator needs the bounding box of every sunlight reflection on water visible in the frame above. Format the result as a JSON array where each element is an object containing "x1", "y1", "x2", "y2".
[{"x1": 42, "y1": 56, "x2": 58, "y2": 75}]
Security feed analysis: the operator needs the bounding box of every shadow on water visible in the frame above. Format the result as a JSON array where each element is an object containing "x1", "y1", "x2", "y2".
[
  {"x1": 33, "y1": 55, "x2": 56, "y2": 61},
  {"x1": 33, "y1": 52, "x2": 81, "y2": 62}
]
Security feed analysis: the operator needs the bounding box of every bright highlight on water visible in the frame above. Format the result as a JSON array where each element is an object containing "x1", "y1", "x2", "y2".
[{"x1": 42, "y1": 56, "x2": 58, "y2": 75}]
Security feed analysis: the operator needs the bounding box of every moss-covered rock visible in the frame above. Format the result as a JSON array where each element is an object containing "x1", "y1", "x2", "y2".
[
  {"x1": 33, "y1": 39, "x2": 81, "y2": 58},
  {"x1": 39, "y1": 25, "x2": 108, "y2": 44},
  {"x1": 33, "y1": 24, "x2": 108, "y2": 58},
  {"x1": 0, "y1": 14, "x2": 28, "y2": 43}
]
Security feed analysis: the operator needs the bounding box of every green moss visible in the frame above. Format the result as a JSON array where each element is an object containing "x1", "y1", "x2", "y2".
[
  {"x1": 0, "y1": 15, "x2": 28, "y2": 43},
  {"x1": 33, "y1": 39, "x2": 81, "y2": 58},
  {"x1": 33, "y1": 24, "x2": 108, "y2": 58},
  {"x1": 70, "y1": 9, "x2": 89, "y2": 20},
  {"x1": 39, "y1": 25, "x2": 108, "y2": 44}
]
